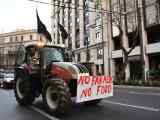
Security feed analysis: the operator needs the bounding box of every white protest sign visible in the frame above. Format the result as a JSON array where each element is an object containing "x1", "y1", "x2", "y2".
[{"x1": 76, "y1": 74, "x2": 113, "y2": 103}]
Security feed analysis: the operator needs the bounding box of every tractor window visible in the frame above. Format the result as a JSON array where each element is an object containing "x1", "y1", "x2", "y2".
[{"x1": 43, "y1": 47, "x2": 64, "y2": 65}]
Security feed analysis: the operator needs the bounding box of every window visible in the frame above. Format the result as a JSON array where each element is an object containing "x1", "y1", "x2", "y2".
[
  {"x1": 40, "y1": 36, "x2": 42, "y2": 41},
  {"x1": 97, "y1": 47, "x2": 103, "y2": 59},
  {"x1": 84, "y1": 36, "x2": 90, "y2": 46},
  {"x1": 145, "y1": 0, "x2": 156, "y2": 5},
  {"x1": 127, "y1": 12, "x2": 137, "y2": 33},
  {"x1": 53, "y1": 33, "x2": 55, "y2": 40},
  {"x1": 86, "y1": 50, "x2": 90, "y2": 61},
  {"x1": 145, "y1": 4, "x2": 158, "y2": 26},
  {"x1": 84, "y1": 29, "x2": 90, "y2": 46},
  {"x1": 145, "y1": 0, "x2": 159, "y2": 27},
  {"x1": 96, "y1": 17, "x2": 101, "y2": 26},
  {"x1": 76, "y1": 31, "x2": 80, "y2": 48},
  {"x1": 57, "y1": 37, "x2": 60, "y2": 44},
  {"x1": 96, "y1": 32, "x2": 101, "y2": 39},
  {"x1": 10, "y1": 37, "x2": 13, "y2": 42},
  {"x1": 21, "y1": 36, "x2": 23, "y2": 41},
  {"x1": 15, "y1": 36, "x2": 18, "y2": 41},
  {"x1": 44, "y1": 47, "x2": 64, "y2": 65},
  {"x1": 30, "y1": 35, "x2": 33, "y2": 40},
  {"x1": 77, "y1": 53, "x2": 81, "y2": 62},
  {"x1": 85, "y1": 16, "x2": 89, "y2": 25},
  {"x1": 126, "y1": 0, "x2": 136, "y2": 12},
  {"x1": 68, "y1": 37, "x2": 72, "y2": 49}
]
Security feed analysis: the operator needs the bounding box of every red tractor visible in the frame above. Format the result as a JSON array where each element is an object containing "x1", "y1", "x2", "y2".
[{"x1": 14, "y1": 43, "x2": 101, "y2": 116}]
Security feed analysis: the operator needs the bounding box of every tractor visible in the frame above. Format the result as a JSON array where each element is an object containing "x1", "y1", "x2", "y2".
[{"x1": 14, "y1": 42, "x2": 101, "y2": 116}]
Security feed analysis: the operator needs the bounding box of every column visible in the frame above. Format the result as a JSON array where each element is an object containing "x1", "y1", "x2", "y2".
[
  {"x1": 79, "y1": 0, "x2": 85, "y2": 48},
  {"x1": 139, "y1": 0, "x2": 149, "y2": 81},
  {"x1": 59, "y1": 0, "x2": 64, "y2": 45},
  {"x1": 107, "y1": 0, "x2": 116, "y2": 78},
  {"x1": 121, "y1": 0, "x2": 130, "y2": 81},
  {"x1": 71, "y1": 0, "x2": 76, "y2": 50},
  {"x1": 102, "y1": 0, "x2": 116, "y2": 77},
  {"x1": 51, "y1": 0, "x2": 55, "y2": 44},
  {"x1": 89, "y1": 1, "x2": 96, "y2": 46},
  {"x1": 101, "y1": 0, "x2": 109, "y2": 76},
  {"x1": 55, "y1": 0, "x2": 59, "y2": 45}
]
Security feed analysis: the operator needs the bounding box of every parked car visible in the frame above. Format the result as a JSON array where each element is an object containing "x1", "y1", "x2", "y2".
[
  {"x1": 0, "y1": 72, "x2": 5, "y2": 88},
  {"x1": 1, "y1": 73, "x2": 15, "y2": 89}
]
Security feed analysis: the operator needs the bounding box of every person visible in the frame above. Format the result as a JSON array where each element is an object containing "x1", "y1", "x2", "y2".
[{"x1": 26, "y1": 47, "x2": 39, "y2": 65}]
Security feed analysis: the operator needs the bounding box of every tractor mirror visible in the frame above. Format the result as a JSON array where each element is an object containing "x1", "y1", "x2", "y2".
[{"x1": 15, "y1": 44, "x2": 26, "y2": 66}]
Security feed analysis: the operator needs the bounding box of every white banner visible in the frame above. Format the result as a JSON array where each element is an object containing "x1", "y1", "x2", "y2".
[{"x1": 76, "y1": 74, "x2": 113, "y2": 103}]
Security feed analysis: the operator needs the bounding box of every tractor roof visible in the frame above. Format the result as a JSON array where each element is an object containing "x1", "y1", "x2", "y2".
[{"x1": 25, "y1": 43, "x2": 65, "y2": 50}]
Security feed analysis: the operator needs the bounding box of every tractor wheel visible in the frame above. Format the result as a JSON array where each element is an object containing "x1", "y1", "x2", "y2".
[
  {"x1": 14, "y1": 75, "x2": 35, "y2": 105},
  {"x1": 84, "y1": 99, "x2": 101, "y2": 106},
  {"x1": 42, "y1": 79, "x2": 71, "y2": 116}
]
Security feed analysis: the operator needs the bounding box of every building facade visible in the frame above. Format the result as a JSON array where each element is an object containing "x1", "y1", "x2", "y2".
[
  {"x1": 111, "y1": 0, "x2": 160, "y2": 81},
  {"x1": 51, "y1": 0, "x2": 160, "y2": 81},
  {"x1": 51, "y1": 0, "x2": 108, "y2": 75},
  {"x1": 0, "y1": 29, "x2": 46, "y2": 70}
]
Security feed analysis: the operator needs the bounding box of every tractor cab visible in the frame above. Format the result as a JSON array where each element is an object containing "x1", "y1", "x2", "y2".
[
  {"x1": 25, "y1": 44, "x2": 65, "y2": 65},
  {"x1": 15, "y1": 42, "x2": 69, "y2": 82},
  {"x1": 16, "y1": 43, "x2": 66, "y2": 65}
]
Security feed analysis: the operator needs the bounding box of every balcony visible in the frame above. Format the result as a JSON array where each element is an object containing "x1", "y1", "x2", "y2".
[{"x1": 112, "y1": 42, "x2": 160, "y2": 59}]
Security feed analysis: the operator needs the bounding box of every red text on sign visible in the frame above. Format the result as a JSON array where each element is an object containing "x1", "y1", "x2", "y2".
[
  {"x1": 80, "y1": 87, "x2": 92, "y2": 98},
  {"x1": 78, "y1": 76, "x2": 112, "y2": 86},
  {"x1": 96, "y1": 84, "x2": 112, "y2": 95}
]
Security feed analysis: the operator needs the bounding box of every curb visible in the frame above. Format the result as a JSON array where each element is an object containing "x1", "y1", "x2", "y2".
[{"x1": 114, "y1": 85, "x2": 160, "y2": 90}]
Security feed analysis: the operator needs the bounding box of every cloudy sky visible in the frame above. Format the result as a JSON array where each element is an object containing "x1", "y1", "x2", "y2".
[{"x1": 0, "y1": 0, "x2": 51, "y2": 33}]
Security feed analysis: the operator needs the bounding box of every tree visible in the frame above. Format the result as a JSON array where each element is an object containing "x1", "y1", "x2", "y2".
[{"x1": 112, "y1": 0, "x2": 139, "y2": 81}]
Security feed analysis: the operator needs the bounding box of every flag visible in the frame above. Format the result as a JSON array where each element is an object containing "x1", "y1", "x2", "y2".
[
  {"x1": 58, "y1": 23, "x2": 68, "y2": 40},
  {"x1": 36, "y1": 10, "x2": 52, "y2": 42}
]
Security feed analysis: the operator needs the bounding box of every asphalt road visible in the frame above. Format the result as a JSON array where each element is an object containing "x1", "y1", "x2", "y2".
[{"x1": 0, "y1": 85, "x2": 160, "y2": 120}]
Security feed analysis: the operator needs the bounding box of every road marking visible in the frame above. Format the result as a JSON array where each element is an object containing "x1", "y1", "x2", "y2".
[
  {"x1": 129, "y1": 91, "x2": 160, "y2": 96},
  {"x1": 30, "y1": 106, "x2": 59, "y2": 120},
  {"x1": 115, "y1": 85, "x2": 160, "y2": 90},
  {"x1": 103, "y1": 100, "x2": 159, "y2": 112}
]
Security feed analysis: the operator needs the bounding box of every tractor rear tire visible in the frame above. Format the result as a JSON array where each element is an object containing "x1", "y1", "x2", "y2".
[
  {"x1": 14, "y1": 75, "x2": 35, "y2": 105},
  {"x1": 42, "y1": 79, "x2": 71, "y2": 116}
]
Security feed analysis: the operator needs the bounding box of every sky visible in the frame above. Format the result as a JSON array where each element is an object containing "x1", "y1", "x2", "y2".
[{"x1": 0, "y1": 0, "x2": 51, "y2": 33}]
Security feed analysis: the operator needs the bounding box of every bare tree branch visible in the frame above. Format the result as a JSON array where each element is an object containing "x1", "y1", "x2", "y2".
[{"x1": 127, "y1": 27, "x2": 139, "y2": 54}]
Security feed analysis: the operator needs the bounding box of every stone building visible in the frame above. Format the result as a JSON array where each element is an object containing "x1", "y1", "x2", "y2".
[{"x1": 0, "y1": 29, "x2": 46, "y2": 71}]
